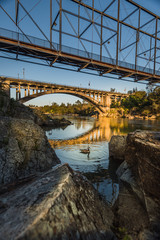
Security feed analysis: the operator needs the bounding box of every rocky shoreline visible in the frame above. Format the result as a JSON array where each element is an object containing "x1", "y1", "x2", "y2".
[
  {"x1": 109, "y1": 131, "x2": 160, "y2": 240},
  {"x1": 105, "y1": 108, "x2": 160, "y2": 120},
  {"x1": 0, "y1": 90, "x2": 160, "y2": 239}
]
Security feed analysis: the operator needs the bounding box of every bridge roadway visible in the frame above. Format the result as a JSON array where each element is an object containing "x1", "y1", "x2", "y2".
[
  {"x1": 0, "y1": 28, "x2": 160, "y2": 84},
  {"x1": 0, "y1": 76, "x2": 128, "y2": 115}
]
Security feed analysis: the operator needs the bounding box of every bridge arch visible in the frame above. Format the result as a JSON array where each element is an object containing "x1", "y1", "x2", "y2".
[{"x1": 19, "y1": 89, "x2": 107, "y2": 115}]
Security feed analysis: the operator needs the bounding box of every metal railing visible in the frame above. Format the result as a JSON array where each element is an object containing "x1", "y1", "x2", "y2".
[{"x1": 0, "y1": 27, "x2": 159, "y2": 76}]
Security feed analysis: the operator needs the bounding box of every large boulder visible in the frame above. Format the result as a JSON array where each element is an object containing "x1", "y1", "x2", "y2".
[
  {"x1": 113, "y1": 130, "x2": 160, "y2": 239},
  {"x1": 0, "y1": 117, "x2": 60, "y2": 184},
  {"x1": 125, "y1": 130, "x2": 160, "y2": 200},
  {"x1": 0, "y1": 164, "x2": 116, "y2": 240},
  {"x1": 109, "y1": 135, "x2": 126, "y2": 161},
  {"x1": 0, "y1": 91, "x2": 71, "y2": 128}
]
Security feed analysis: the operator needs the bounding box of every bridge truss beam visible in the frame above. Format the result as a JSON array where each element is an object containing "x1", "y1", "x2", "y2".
[{"x1": 0, "y1": 0, "x2": 160, "y2": 85}]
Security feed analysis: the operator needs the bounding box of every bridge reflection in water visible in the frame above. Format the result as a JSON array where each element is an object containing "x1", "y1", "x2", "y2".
[
  {"x1": 47, "y1": 116, "x2": 160, "y2": 204},
  {"x1": 48, "y1": 117, "x2": 128, "y2": 147},
  {"x1": 47, "y1": 117, "x2": 124, "y2": 205}
]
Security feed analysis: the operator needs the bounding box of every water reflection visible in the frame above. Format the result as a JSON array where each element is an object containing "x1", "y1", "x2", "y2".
[
  {"x1": 47, "y1": 117, "x2": 160, "y2": 146},
  {"x1": 46, "y1": 117, "x2": 160, "y2": 205}
]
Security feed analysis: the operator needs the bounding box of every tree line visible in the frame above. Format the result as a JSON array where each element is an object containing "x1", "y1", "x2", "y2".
[
  {"x1": 37, "y1": 100, "x2": 96, "y2": 116},
  {"x1": 112, "y1": 87, "x2": 160, "y2": 116},
  {"x1": 32, "y1": 87, "x2": 160, "y2": 117}
]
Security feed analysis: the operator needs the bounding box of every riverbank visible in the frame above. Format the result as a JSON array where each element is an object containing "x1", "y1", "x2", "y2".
[
  {"x1": 0, "y1": 90, "x2": 160, "y2": 239},
  {"x1": 32, "y1": 105, "x2": 160, "y2": 120},
  {"x1": 0, "y1": 90, "x2": 117, "y2": 239},
  {"x1": 104, "y1": 107, "x2": 160, "y2": 120}
]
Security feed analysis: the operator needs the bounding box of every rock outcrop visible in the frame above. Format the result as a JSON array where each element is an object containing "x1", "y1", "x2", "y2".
[
  {"x1": 109, "y1": 135, "x2": 126, "y2": 161},
  {"x1": 0, "y1": 117, "x2": 60, "y2": 184},
  {"x1": 0, "y1": 91, "x2": 71, "y2": 128},
  {"x1": 112, "y1": 130, "x2": 160, "y2": 239},
  {"x1": 125, "y1": 130, "x2": 160, "y2": 200},
  {"x1": 0, "y1": 164, "x2": 116, "y2": 240}
]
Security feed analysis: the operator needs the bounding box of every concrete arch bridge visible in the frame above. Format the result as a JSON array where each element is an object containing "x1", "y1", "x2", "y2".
[{"x1": 1, "y1": 76, "x2": 128, "y2": 116}]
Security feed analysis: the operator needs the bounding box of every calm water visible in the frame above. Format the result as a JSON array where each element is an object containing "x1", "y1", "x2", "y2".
[{"x1": 45, "y1": 116, "x2": 160, "y2": 205}]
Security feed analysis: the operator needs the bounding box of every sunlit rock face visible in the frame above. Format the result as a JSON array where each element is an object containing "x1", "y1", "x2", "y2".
[
  {"x1": 0, "y1": 164, "x2": 115, "y2": 240},
  {"x1": 0, "y1": 117, "x2": 60, "y2": 184}
]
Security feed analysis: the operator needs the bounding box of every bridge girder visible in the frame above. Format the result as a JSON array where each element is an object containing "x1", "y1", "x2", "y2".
[{"x1": 0, "y1": 0, "x2": 160, "y2": 85}]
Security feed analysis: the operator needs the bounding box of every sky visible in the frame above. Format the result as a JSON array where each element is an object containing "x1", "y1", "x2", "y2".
[{"x1": 0, "y1": 0, "x2": 160, "y2": 106}]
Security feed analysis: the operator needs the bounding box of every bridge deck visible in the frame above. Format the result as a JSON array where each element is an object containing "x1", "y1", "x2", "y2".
[
  {"x1": 0, "y1": 76, "x2": 128, "y2": 96},
  {"x1": 0, "y1": 28, "x2": 160, "y2": 83}
]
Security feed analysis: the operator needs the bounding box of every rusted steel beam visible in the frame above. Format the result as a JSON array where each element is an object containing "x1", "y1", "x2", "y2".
[
  {"x1": 1, "y1": 36, "x2": 160, "y2": 83},
  {"x1": 50, "y1": 56, "x2": 58, "y2": 66},
  {"x1": 122, "y1": 8, "x2": 138, "y2": 22},
  {"x1": 71, "y1": 0, "x2": 160, "y2": 41},
  {"x1": 62, "y1": 9, "x2": 116, "y2": 33},
  {"x1": 135, "y1": 8, "x2": 140, "y2": 70},
  {"x1": 116, "y1": 0, "x2": 120, "y2": 66},
  {"x1": 102, "y1": 33, "x2": 117, "y2": 46},
  {"x1": 126, "y1": 0, "x2": 160, "y2": 19},
  {"x1": 120, "y1": 72, "x2": 134, "y2": 78},
  {"x1": 103, "y1": 0, "x2": 116, "y2": 13},
  {"x1": 100, "y1": 68, "x2": 114, "y2": 76},
  {"x1": 154, "y1": 18, "x2": 158, "y2": 75},
  {"x1": 78, "y1": 62, "x2": 90, "y2": 71},
  {"x1": 18, "y1": 0, "x2": 56, "y2": 50},
  {"x1": 50, "y1": 0, "x2": 52, "y2": 48},
  {"x1": 15, "y1": 0, "x2": 19, "y2": 26}
]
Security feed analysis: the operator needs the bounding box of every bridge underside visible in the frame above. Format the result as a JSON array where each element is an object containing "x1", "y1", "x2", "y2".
[{"x1": 0, "y1": 36, "x2": 160, "y2": 85}]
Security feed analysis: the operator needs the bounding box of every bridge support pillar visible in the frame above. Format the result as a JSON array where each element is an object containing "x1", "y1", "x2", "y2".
[
  {"x1": 97, "y1": 93, "x2": 100, "y2": 102},
  {"x1": 25, "y1": 89, "x2": 27, "y2": 97},
  {"x1": 103, "y1": 95, "x2": 111, "y2": 110},
  {"x1": 1, "y1": 81, "x2": 10, "y2": 97},
  {"x1": 28, "y1": 85, "x2": 30, "y2": 96},
  {"x1": 100, "y1": 94, "x2": 103, "y2": 105},
  {"x1": 106, "y1": 95, "x2": 111, "y2": 109},
  {"x1": 93, "y1": 92, "x2": 96, "y2": 100},
  {"x1": 19, "y1": 85, "x2": 21, "y2": 99},
  {"x1": 16, "y1": 88, "x2": 19, "y2": 100}
]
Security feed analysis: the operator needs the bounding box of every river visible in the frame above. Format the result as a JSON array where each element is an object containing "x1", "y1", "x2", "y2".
[{"x1": 45, "y1": 117, "x2": 160, "y2": 205}]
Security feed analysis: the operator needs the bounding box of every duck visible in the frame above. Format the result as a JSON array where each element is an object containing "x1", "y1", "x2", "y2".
[{"x1": 80, "y1": 147, "x2": 90, "y2": 154}]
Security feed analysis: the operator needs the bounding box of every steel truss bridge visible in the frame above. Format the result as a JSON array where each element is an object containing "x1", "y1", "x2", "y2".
[
  {"x1": 0, "y1": 0, "x2": 160, "y2": 85},
  {"x1": 0, "y1": 76, "x2": 128, "y2": 115}
]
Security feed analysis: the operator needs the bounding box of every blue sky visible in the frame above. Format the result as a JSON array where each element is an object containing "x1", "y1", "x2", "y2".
[{"x1": 0, "y1": 0, "x2": 160, "y2": 106}]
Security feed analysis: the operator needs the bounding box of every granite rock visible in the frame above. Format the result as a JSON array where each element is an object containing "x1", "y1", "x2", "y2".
[
  {"x1": 109, "y1": 135, "x2": 126, "y2": 161},
  {"x1": 0, "y1": 164, "x2": 116, "y2": 240},
  {"x1": 0, "y1": 117, "x2": 60, "y2": 184}
]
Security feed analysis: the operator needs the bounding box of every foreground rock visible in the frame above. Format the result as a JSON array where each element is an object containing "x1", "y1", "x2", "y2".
[
  {"x1": 109, "y1": 135, "x2": 126, "y2": 161},
  {"x1": 113, "y1": 131, "x2": 160, "y2": 239},
  {"x1": 0, "y1": 117, "x2": 60, "y2": 184},
  {"x1": 0, "y1": 164, "x2": 116, "y2": 240},
  {"x1": 125, "y1": 130, "x2": 160, "y2": 201}
]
